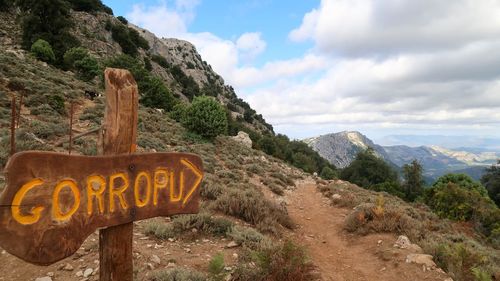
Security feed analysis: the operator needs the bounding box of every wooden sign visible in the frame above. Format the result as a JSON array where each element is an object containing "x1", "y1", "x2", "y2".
[{"x1": 0, "y1": 151, "x2": 203, "y2": 265}]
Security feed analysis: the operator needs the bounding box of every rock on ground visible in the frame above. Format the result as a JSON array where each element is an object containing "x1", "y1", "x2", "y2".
[{"x1": 231, "y1": 131, "x2": 252, "y2": 148}]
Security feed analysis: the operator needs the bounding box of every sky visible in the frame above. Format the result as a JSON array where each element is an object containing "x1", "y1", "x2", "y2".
[{"x1": 103, "y1": 0, "x2": 500, "y2": 141}]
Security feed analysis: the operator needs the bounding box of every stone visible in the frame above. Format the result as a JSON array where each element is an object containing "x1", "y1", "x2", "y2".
[
  {"x1": 406, "y1": 254, "x2": 436, "y2": 269},
  {"x1": 76, "y1": 270, "x2": 83, "y2": 277},
  {"x1": 443, "y1": 278, "x2": 453, "y2": 281},
  {"x1": 331, "y1": 194, "x2": 342, "y2": 200},
  {"x1": 167, "y1": 262, "x2": 176, "y2": 268},
  {"x1": 232, "y1": 131, "x2": 252, "y2": 148},
  {"x1": 226, "y1": 241, "x2": 239, "y2": 248},
  {"x1": 83, "y1": 268, "x2": 93, "y2": 278},
  {"x1": 35, "y1": 277, "x2": 52, "y2": 281},
  {"x1": 394, "y1": 235, "x2": 412, "y2": 249},
  {"x1": 232, "y1": 253, "x2": 238, "y2": 259},
  {"x1": 146, "y1": 263, "x2": 155, "y2": 270},
  {"x1": 47, "y1": 272, "x2": 54, "y2": 277},
  {"x1": 151, "y1": 254, "x2": 161, "y2": 265},
  {"x1": 407, "y1": 243, "x2": 423, "y2": 254},
  {"x1": 63, "y1": 263, "x2": 74, "y2": 271}
]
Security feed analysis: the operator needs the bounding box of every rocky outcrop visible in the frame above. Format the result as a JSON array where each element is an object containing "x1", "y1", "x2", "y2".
[{"x1": 232, "y1": 131, "x2": 252, "y2": 148}]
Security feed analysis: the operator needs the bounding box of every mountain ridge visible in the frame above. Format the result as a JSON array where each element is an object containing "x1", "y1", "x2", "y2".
[{"x1": 304, "y1": 131, "x2": 499, "y2": 180}]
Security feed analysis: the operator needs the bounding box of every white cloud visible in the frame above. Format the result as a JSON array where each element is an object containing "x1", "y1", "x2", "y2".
[
  {"x1": 127, "y1": 2, "x2": 190, "y2": 38},
  {"x1": 236, "y1": 32, "x2": 267, "y2": 62},
  {"x1": 289, "y1": 0, "x2": 500, "y2": 56}
]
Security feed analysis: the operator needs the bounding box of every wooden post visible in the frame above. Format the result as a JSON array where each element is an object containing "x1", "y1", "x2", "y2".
[
  {"x1": 99, "y1": 68, "x2": 138, "y2": 281},
  {"x1": 10, "y1": 95, "x2": 16, "y2": 156}
]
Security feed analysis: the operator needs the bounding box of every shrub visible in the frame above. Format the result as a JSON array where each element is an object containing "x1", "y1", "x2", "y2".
[
  {"x1": 208, "y1": 253, "x2": 225, "y2": 277},
  {"x1": 74, "y1": 56, "x2": 100, "y2": 81},
  {"x1": 19, "y1": 0, "x2": 79, "y2": 65},
  {"x1": 340, "y1": 148, "x2": 399, "y2": 188},
  {"x1": 151, "y1": 268, "x2": 205, "y2": 281},
  {"x1": 144, "y1": 214, "x2": 234, "y2": 239},
  {"x1": 233, "y1": 240, "x2": 317, "y2": 281},
  {"x1": 63, "y1": 47, "x2": 88, "y2": 68},
  {"x1": 481, "y1": 161, "x2": 500, "y2": 207},
  {"x1": 117, "y1": 16, "x2": 128, "y2": 24},
  {"x1": 47, "y1": 94, "x2": 66, "y2": 115},
  {"x1": 228, "y1": 225, "x2": 268, "y2": 249},
  {"x1": 169, "y1": 102, "x2": 187, "y2": 122},
  {"x1": 183, "y1": 96, "x2": 228, "y2": 139},
  {"x1": 320, "y1": 166, "x2": 337, "y2": 180},
  {"x1": 139, "y1": 77, "x2": 176, "y2": 111},
  {"x1": 214, "y1": 188, "x2": 293, "y2": 234},
  {"x1": 110, "y1": 23, "x2": 138, "y2": 56},
  {"x1": 31, "y1": 39, "x2": 56, "y2": 63},
  {"x1": 144, "y1": 57, "x2": 152, "y2": 71},
  {"x1": 424, "y1": 174, "x2": 500, "y2": 237},
  {"x1": 67, "y1": 0, "x2": 113, "y2": 14},
  {"x1": 344, "y1": 201, "x2": 412, "y2": 235},
  {"x1": 151, "y1": 54, "x2": 169, "y2": 68}
]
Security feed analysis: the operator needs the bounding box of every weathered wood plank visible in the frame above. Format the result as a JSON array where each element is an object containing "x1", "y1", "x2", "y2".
[
  {"x1": 100, "y1": 68, "x2": 138, "y2": 281},
  {"x1": 0, "y1": 151, "x2": 203, "y2": 265}
]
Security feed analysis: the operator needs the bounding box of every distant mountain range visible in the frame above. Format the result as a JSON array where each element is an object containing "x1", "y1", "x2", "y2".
[{"x1": 304, "y1": 131, "x2": 500, "y2": 181}]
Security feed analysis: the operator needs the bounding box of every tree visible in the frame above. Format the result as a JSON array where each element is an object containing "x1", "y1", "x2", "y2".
[
  {"x1": 402, "y1": 159, "x2": 424, "y2": 201},
  {"x1": 74, "y1": 56, "x2": 100, "y2": 81},
  {"x1": 340, "y1": 148, "x2": 399, "y2": 188},
  {"x1": 433, "y1": 173, "x2": 489, "y2": 197},
  {"x1": 139, "y1": 77, "x2": 176, "y2": 111},
  {"x1": 31, "y1": 39, "x2": 56, "y2": 63},
  {"x1": 64, "y1": 47, "x2": 88, "y2": 68},
  {"x1": 18, "y1": 0, "x2": 79, "y2": 64},
  {"x1": 183, "y1": 96, "x2": 228, "y2": 139},
  {"x1": 481, "y1": 160, "x2": 500, "y2": 207},
  {"x1": 320, "y1": 166, "x2": 337, "y2": 180}
]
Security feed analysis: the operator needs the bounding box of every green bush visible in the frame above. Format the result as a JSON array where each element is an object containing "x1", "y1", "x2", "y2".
[
  {"x1": 340, "y1": 148, "x2": 399, "y2": 188},
  {"x1": 320, "y1": 166, "x2": 337, "y2": 180},
  {"x1": 63, "y1": 47, "x2": 88, "y2": 68},
  {"x1": 139, "y1": 77, "x2": 176, "y2": 111},
  {"x1": 208, "y1": 253, "x2": 225, "y2": 276},
  {"x1": 424, "y1": 174, "x2": 500, "y2": 240},
  {"x1": 31, "y1": 39, "x2": 56, "y2": 63},
  {"x1": 169, "y1": 102, "x2": 188, "y2": 122},
  {"x1": 47, "y1": 94, "x2": 66, "y2": 115},
  {"x1": 19, "y1": 0, "x2": 79, "y2": 65},
  {"x1": 481, "y1": 161, "x2": 500, "y2": 207},
  {"x1": 67, "y1": 0, "x2": 113, "y2": 14},
  {"x1": 117, "y1": 16, "x2": 128, "y2": 24},
  {"x1": 183, "y1": 96, "x2": 228, "y2": 139},
  {"x1": 151, "y1": 54, "x2": 170, "y2": 68},
  {"x1": 74, "y1": 56, "x2": 99, "y2": 81},
  {"x1": 110, "y1": 23, "x2": 138, "y2": 56}
]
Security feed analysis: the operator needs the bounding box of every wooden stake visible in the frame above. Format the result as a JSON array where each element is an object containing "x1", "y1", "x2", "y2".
[
  {"x1": 99, "y1": 68, "x2": 138, "y2": 281},
  {"x1": 10, "y1": 95, "x2": 16, "y2": 156},
  {"x1": 68, "y1": 102, "x2": 74, "y2": 155}
]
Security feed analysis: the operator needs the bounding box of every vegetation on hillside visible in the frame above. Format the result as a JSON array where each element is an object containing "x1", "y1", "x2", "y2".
[{"x1": 481, "y1": 160, "x2": 500, "y2": 207}]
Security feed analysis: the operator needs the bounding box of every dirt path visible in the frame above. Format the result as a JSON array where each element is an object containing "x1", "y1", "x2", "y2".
[{"x1": 284, "y1": 179, "x2": 449, "y2": 281}]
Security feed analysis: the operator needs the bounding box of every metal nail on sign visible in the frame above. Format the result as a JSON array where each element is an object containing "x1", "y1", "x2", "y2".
[{"x1": 0, "y1": 151, "x2": 203, "y2": 265}]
